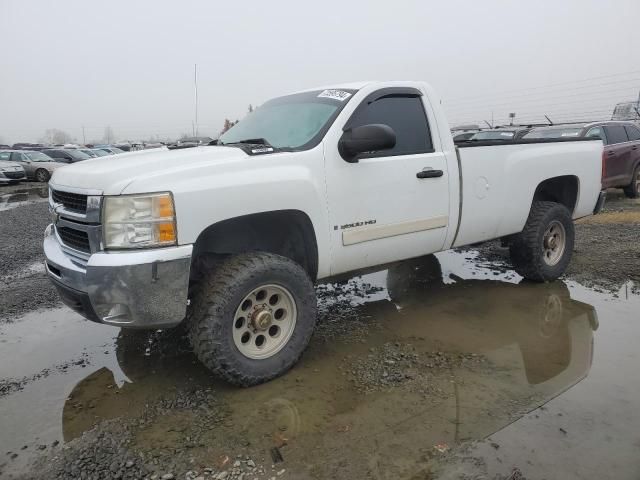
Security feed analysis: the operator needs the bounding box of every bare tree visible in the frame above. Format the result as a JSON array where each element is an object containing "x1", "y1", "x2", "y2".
[
  {"x1": 43, "y1": 128, "x2": 73, "y2": 144},
  {"x1": 248, "y1": 104, "x2": 253, "y2": 113}
]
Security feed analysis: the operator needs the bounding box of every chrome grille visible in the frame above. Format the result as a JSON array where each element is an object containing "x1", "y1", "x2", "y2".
[
  {"x1": 4, "y1": 171, "x2": 25, "y2": 179},
  {"x1": 52, "y1": 189, "x2": 88, "y2": 213},
  {"x1": 57, "y1": 226, "x2": 91, "y2": 253}
]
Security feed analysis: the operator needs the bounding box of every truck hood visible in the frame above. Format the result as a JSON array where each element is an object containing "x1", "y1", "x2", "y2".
[{"x1": 50, "y1": 146, "x2": 248, "y2": 195}]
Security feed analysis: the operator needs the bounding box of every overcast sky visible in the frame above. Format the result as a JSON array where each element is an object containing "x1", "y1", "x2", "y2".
[{"x1": 1, "y1": 0, "x2": 638, "y2": 143}]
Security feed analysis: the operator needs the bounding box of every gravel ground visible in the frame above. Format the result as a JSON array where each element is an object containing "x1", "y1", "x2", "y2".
[
  {"x1": 21, "y1": 389, "x2": 278, "y2": 480},
  {"x1": 0, "y1": 196, "x2": 59, "y2": 322},
  {"x1": 346, "y1": 342, "x2": 490, "y2": 394}
]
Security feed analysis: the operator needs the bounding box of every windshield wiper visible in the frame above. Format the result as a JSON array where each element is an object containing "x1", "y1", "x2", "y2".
[{"x1": 221, "y1": 138, "x2": 272, "y2": 147}]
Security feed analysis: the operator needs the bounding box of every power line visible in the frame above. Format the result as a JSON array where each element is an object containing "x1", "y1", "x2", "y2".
[
  {"x1": 444, "y1": 69, "x2": 640, "y2": 104},
  {"x1": 445, "y1": 86, "x2": 638, "y2": 113}
]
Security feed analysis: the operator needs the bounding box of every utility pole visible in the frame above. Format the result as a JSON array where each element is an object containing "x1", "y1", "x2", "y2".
[
  {"x1": 194, "y1": 64, "x2": 199, "y2": 137},
  {"x1": 82, "y1": 125, "x2": 86, "y2": 144}
]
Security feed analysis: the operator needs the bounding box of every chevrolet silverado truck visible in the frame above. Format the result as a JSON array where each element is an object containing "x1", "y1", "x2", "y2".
[{"x1": 44, "y1": 80, "x2": 606, "y2": 386}]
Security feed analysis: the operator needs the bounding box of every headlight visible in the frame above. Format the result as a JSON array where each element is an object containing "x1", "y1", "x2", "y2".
[{"x1": 103, "y1": 192, "x2": 177, "y2": 249}]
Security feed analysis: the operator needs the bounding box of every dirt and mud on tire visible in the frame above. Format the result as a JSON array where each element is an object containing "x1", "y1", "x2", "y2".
[
  {"x1": 509, "y1": 201, "x2": 575, "y2": 282},
  {"x1": 188, "y1": 252, "x2": 317, "y2": 387}
]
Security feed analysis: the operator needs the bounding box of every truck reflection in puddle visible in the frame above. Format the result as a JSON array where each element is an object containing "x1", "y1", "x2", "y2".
[{"x1": 60, "y1": 254, "x2": 597, "y2": 479}]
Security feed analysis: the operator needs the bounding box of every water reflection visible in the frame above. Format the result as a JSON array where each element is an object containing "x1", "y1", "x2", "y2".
[
  {"x1": 0, "y1": 186, "x2": 49, "y2": 211},
  {"x1": 60, "y1": 255, "x2": 598, "y2": 478}
]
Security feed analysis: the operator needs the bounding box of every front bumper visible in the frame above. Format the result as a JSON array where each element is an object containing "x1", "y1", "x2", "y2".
[{"x1": 44, "y1": 224, "x2": 192, "y2": 329}]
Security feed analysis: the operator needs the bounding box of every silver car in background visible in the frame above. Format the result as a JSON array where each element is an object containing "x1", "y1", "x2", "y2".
[
  {"x1": 0, "y1": 150, "x2": 65, "y2": 182},
  {"x1": 0, "y1": 153, "x2": 27, "y2": 184}
]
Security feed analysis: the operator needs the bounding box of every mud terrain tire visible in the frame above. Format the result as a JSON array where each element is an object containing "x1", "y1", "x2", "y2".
[
  {"x1": 188, "y1": 252, "x2": 317, "y2": 386},
  {"x1": 509, "y1": 201, "x2": 574, "y2": 282}
]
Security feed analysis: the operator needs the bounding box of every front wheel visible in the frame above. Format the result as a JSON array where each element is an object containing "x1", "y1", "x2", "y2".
[
  {"x1": 623, "y1": 165, "x2": 640, "y2": 199},
  {"x1": 188, "y1": 252, "x2": 317, "y2": 386},
  {"x1": 35, "y1": 168, "x2": 50, "y2": 183},
  {"x1": 509, "y1": 201, "x2": 575, "y2": 282}
]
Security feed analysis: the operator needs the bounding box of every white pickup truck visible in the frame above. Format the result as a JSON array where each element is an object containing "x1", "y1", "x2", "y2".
[{"x1": 44, "y1": 81, "x2": 606, "y2": 386}]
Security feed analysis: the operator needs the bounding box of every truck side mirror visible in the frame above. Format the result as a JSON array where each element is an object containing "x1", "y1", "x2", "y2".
[{"x1": 338, "y1": 124, "x2": 396, "y2": 163}]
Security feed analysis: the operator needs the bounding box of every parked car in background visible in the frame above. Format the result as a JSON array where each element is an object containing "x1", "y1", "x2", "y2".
[
  {"x1": 12, "y1": 142, "x2": 46, "y2": 150},
  {"x1": 174, "y1": 136, "x2": 215, "y2": 148},
  {"x1": 466, "y1": 127, "x2": 532, "y2": 142},
  {"x1": 0, "y1": 144, "x2": 11, "y2": 149},
  {"x1": 79, "y1": 149, "x2": 99, "y2": 158},
  {"x1": 41, "y1": 148, "x2": 91, "y2": 163},
  {"x1": 0, "y1": 150, "x2": 65, "y2": 182},
  {"x1": 523, "y1": 121, "x2": 640, "y2": 198},
  {"x1": 96, "y1": 146, "x2": 125, "y2": 155},
  {"x1": 453, "y1": 131, "x2": 478, "y2": 142},
  {"x1": 0, "y1": 153, "x2": 27, "y2": 184},
  {"x1": 90, "y1": 149, "x2": 112, "y2": 157},
  {"x1": 143, "y1": 142, "x2": 165, "y2": 149}
]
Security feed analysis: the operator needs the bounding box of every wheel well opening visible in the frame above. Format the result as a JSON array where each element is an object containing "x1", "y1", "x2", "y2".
[
  {"x1": 191, "y1": 210, "x2": 319, "y2": 280},
  {"x1": 532, "y1": 176, "x2": 579, "y2": 214}
]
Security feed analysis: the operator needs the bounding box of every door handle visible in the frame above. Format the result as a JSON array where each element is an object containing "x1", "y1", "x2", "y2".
[
  {"x1": 607, "y1": 151, "x2": 616, "y2": 156},
  {"x1": 416, "y1": 169, "x2": 444, "y2": 179}
]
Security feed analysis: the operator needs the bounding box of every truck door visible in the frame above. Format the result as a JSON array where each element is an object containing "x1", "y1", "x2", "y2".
[
  {"x1": 323, "y1": 88, "x2": 450, "y2": 275},
  {"x1": 602, "y1": 125, "x2": 631, "y2": 186}
]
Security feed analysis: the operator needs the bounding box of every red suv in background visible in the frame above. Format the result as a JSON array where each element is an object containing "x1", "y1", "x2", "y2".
[{"x1": 523, "y1": 121, "x2": 640, "y2": 198}]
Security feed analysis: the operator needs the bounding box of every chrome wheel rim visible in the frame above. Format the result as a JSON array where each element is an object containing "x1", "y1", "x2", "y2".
[
  {"x1": 232, "y1": 284, "x2": 297, "y2": 359},
  {"x1": 635, "y1": 171, "x2": 640, "y2": 195},
  {"x1": 36, "y1": 170, "x2": 47, "y2": 182},
  {"x1": 542, "y1": 220, "x2": 566, "y2": 266}
]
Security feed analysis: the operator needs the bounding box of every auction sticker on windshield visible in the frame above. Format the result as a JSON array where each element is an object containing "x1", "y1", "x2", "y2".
[{"x1": 318, "y1": 89, "x2": 352, "y2": 101}]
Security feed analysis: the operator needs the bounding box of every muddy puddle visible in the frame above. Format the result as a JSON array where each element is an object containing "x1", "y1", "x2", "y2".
[
  {"x1": 1, "y1": 251, "x2": 639, "y2": 479},
  {"x1": 0, "y1": 186, "x2": 48, "y2": 212}
]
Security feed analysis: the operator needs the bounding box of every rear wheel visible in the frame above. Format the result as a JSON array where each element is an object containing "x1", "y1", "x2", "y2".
[
  {"x1": 623, "y1": 166, "x2": 640, "y2": 199},
  {"x1": 35, "y1": 168, "x2": 50, "y2": 183},
  {"x1": 188, "y1": 252, "x2": 317, "y2": 386},
  {"x1": 509, "y1": 201, "x2": 575, "y2": 282}
]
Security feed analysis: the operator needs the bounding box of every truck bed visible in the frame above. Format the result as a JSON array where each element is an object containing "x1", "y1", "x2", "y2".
[{"x1": 452, "y1": 137, "x2": 603, "y2": 248}]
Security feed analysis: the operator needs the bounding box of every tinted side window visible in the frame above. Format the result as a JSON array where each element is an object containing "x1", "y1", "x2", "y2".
[
  {"x1": 48, "y1": 150, "x2": 65, "y2": 159},
  {"x1": 346, "y1": 95, "x2": 433, "y2": 156},
  {"x1": 603, "y1": 125, "x2": 629, "y2": 145},
  {"x1": 624, "y1": 125, "x2": 640, "y2": 141},
  {"x1": 585, "y1": 127, "x2": 604, "y2": 140},
  {"x1": 10, "y1": 152, "x2": 24, "y2": 161}
]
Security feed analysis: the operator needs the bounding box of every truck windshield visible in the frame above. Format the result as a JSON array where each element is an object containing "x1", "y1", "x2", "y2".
[{"x1": 219, "y1": 89, "x2": 356, "y2": 150}]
